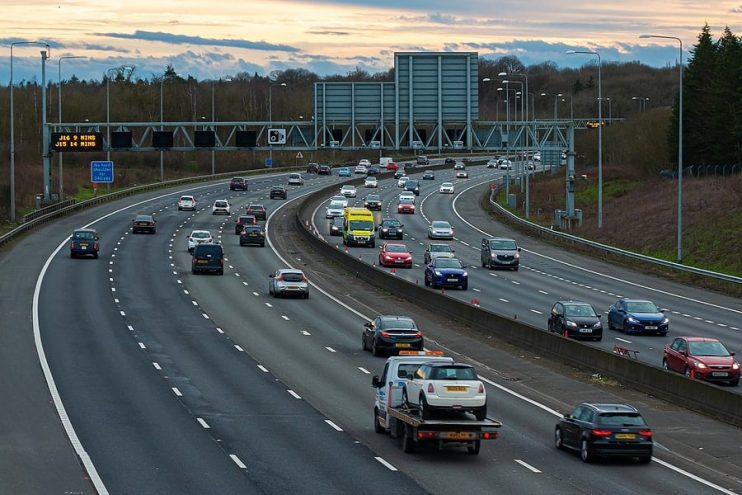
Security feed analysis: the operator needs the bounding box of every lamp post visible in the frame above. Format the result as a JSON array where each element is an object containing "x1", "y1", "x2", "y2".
[
  {"x1": 567, "y1": 49, "x2": 603, "y2": 228},
  {"x1": 57, "y1": 55, "x2": 86, "y2": 199},
  {"x1": 632, "y1": 96, "x2": 650, "y2": 112},
  {"x1": 268, "y1": 82, "x2": 287, "y2": 164},
  {"x1": 640, "y1": 34, "x2": 683, "y2": 262},
  {"x1": 207, "y1": 77, "x2": 232, "y2": 175},
  {"x1": 9, "y1": 40, "x2": 49, "y2": 222},
  {"x1": 540, "y1": 92, "x2": 563, "y2": 172},
  {"x1": 159, "y1": 71, "x2": 179, "y2": 181},
  {"x1": 106, "y1": 66, "x2": 133, "y2": 191}
]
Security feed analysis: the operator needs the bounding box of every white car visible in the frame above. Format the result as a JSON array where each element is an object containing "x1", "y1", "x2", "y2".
[
  {"x1": 187, "y1": 230, "x2": 213, "y2": 253},
  {"x1": 358, "y1": 158, "x2": 371, "y2": 167},
  {"x1": 325, "y1": 200, "x2": 346, "y2": 218},
  {"x1": 340, "y1": 185, "x2": 357, "y2": 198},
  {"x1": 211, "y1": 199, "x2": 231, "y2": 215},
  {"x1": 399, "y1": 192, "x2": 416, "y2": 204},
  {"x1": 397, "y1": 175, "x2": 409, "y2": 188},
  {"x1": 403, "y1": 362, "x2": 486, "y2": 420},
  {"x1": 533, "y1": 152, "x2": 541, "y2": 162},
  {"x1": 354, "y1": 165, "x2": 368, "y2": 175},
  {"x1": 428, "y1": 220, "x2": 454, "y2": 240},
  {"x1": 364, "y1": 176, "x2": 378, "y2": 188},
  {"x1": 331, "y1": 195, "x2": 348, "y2": 208},
  {"x1": 177, "y1": 195, "x2": 197, "y2": 211},
  {"x1": 486, "y1": 159, "x2": 497, "y2": 168},
  {"x1": 439, "y1": 182, "x2": 454, "y2": 194},
  {"x1": 288, "y1": 173, "x2": 304, "y2": 186},
  {"x1": 499, "y1": 160, "x2": 512, "y2": 170},
  {"x1": 456, "y1": 170, "x2": 469, "y2": 179}
]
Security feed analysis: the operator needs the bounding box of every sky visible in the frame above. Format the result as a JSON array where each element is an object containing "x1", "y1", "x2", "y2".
[{"x1": 1, "y1": 0, "x2": 739, "y2": 83}]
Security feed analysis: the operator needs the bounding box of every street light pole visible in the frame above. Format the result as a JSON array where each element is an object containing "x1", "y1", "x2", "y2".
[
  {"x1": 106, "y1": 66, "x2": 132, "y2": 191},
  {"x1": 211, "y1": 82, "x2": 215, "y2": 175},
  {"x1": 567, "y1": 49, "x2": 603, "y2": 228},
  {"x1": 9, "y1": 40, "x2": 48, "y2": 222},
  {"x1": 641, "y1": 34, "x2": 683, "y2": 262},
  {"x1": 58, "y1": 55, "x2": 86, "y2": 199}
]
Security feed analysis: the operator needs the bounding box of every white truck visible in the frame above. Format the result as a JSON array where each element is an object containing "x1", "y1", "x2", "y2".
[
  {"x1": 379, "y1": 156, "x2": 394, "y2": 167},
  {"x1": 371, "y1": 351, "x2": 502, "y2": 454}
]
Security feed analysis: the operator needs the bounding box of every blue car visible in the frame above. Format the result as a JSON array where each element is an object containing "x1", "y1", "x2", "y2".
[
  {"x1": 338, "y1": 167, "x2": 351, "y2": 177},
  {"x1": 424, "y1": 258, "x2": 468, "y2": 290},
  {"x1": 607, "y1": 298, "x2": 669, "y2": 335}
]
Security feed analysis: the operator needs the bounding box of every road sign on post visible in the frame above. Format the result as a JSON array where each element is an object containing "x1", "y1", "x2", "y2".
[
  {"x1": 264, "y1": 158, "x2": 273, "y2": 168},
  {"x1": 90, "y1": 160, "x2": 114, "y2": 183}
]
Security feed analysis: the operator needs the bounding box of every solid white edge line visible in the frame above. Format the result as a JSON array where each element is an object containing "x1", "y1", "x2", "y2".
[
  {"x1": 234, "y1": 345, "x2": 244, "y2": 352},
  {"x1": 196, "y1": 417, "x2": 211, "y2": 429},
  {"x1": 230, "y1": 454, "x2": 247, "y2": 469},
  {"x1": 324, "y1": 419, "x2": 343, "y2": 431},
  {"x1": 651, "y1": 458, "x2": 736, "y2": 495},
  {"x1": 257, "y1": 365, "x2": 269, "y2": 373},
  {"x1": 287, "y1": 389, "x2": 302, "y2": 399},
  {"x1": 172, "y1": 387, "x2": 182, "y2": 397},
  {"x1": 514, "y1": 459, "x2": 542, "y2": 473},
  {"x1": 152, "y1": 362, "x2": 161, "y2": 370},
  {"x1": 358, "y1": 367, "x2": 371, "y2": 374},
  {"x1": 374, "y1": 456, "x2": 398, "y2": 471}
]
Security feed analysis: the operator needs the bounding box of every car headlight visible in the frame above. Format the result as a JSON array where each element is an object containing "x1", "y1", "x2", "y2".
[
  {"x1": 382, "y1": 228, "x2": 388, "y2": 232},
  {"x1": 463, "y1": 271, "x2": 468, "y2": 277},
  {"x1": 733, "y1": 362, "x2": 740, "y2": 370},
  {"x1": 566, "y1": 320, "x2": 578, "y2": 328},
  {"x1": 627, "y1": 316, "x2": 639, "y2": 324},
  {"x1": 434, "y1": 271, "x2": 442, "y2": 276},
  {"x1": 593, "y1": 321, "x2": 602, "y2": 328},
  {"x1": 514, "y1": 252, "x2": 520, "y2": 259},
  {"x1": 695, "y1": 362, "x2": 707, "y2": 369},
  {"x1": 661, "y1": 317, "x2": 670, "y2": 325},
  {"x1": 491, "y1": 253, "x2": 497, "y2": 258}
]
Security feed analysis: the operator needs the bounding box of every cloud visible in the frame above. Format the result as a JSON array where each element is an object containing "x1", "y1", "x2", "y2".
[
  {"x1": 95, "y1": 30, "x2": 299, "y2": 52},
  {"x1": 732, "y1": 4, "x2": 742, "y2": 12},
  {"x1": 307, "y1": 30, "x2": 351, "y2": 36}
]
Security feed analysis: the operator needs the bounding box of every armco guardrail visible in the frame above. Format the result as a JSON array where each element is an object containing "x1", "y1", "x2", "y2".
[
  {"x1": 296, "y1": 180, "x2": 742, "y2": 427},
  {"x1": 488, "y1": 185, "x2": 741, "y2": 285},
  {"x1": 0, "y1": 166, "x2": 304, "y2": 249}
]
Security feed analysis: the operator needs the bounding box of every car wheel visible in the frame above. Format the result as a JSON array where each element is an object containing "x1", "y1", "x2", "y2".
[
  {"x1": 218, "y1": 269, "x2": 224, "y2": 275},
  {"x1": 361, "y1": 334, "x2": 368, "y2": 351},
  {"x1": 513, "y1": 266, "x2": 519, "y2": 271},
  {"x1": 608, "y1": 318, "x2": 615, "y2": 330},
  {"x1": 730, "y1": 379, "x2": 739, "y2": 387},
  {"x1": 70, "y1": 252, "x2": 75, "y2": 258},
  {"x1": 371, "y1": 340, "x2": 381, "y2": 357},
  {"x1": 461, "y1": 282, "x2": 468, "y2": 290},
  {"x1": 555, "y1": 427, "x2": 565, "y2": 450},
  {"x1": 466, "y1": 440, "x2": 481, "y2": 455},
  {"x1": 662, "y1": 359, "x2": 669, "y2": 371},
  {"x1": 374, "y1": 408, "x2": 385, "y2": 434},
  {"x1": 685, "y1": 366, "x2": 694, "y2": 379},
  {"x1": 93, "y1": 252, "x2": 99, "y2": 259},
  {"x1": 474, "y1": 405, "x2": 487, "y2": 421},
  {"x1": 580, "y1": 438, "x2": 593, "y2": 463},
  {"x1": 594, "y1": 336, "x2": 602, "y2": 342},
  {"x1": 402, "y1": 388, "x2": 411, "y2": 408},
  {"x1": 304, "y1": 292, "x2": 309, "y2": 299},
  {"x1": 638, "y1": 455, "x2": 652, "y2": 464},
  {"x1": 191, "y1": 267, "x2": 196, "y2": 274},
  {"x1": 370, "y1": 241, "x2": 375, "y2": 248},
  {"x1": 419, "y1": 394, "x2": 432, "y2": 420},
  {"x1": 424, "y1": 276, "x2": 430, "y2": 287}
]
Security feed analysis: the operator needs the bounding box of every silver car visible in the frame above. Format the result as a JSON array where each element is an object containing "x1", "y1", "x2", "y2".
[
  {"x1": 269, "y1": 269, "x2": 309, "y2": 298},
  {"x1": 424, "y1": 243, "x2": 456, "y2": 264},
  {"x1": 325, "y1": 200, "x2": 346, "y2": 218},
  {"x1": 428, "y1": 220, "x2": 454, "y2": 240},
  {"x1": 288, "y1": 173, "x2": 304, "y2": 186}
]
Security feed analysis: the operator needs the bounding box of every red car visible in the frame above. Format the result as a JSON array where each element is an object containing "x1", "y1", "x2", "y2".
[
  {"x1": 378, "y1": 243, "x2": 412, "y2": 268},
  {"x1": 663, "y1": 337, "x2": 739, "y2": 386},
  {"x1": 397, "y1": 201, "x2": 415, "y2": 214},
  {"x1": 386, "y1": 162, "x2": 399, "y2": 171}
]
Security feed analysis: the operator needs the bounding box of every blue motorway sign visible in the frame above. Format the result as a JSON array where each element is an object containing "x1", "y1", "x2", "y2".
[
  {"x1": 264, "y1": 158, "x2": 273, "y2": 168},
  {"x1": 90, "y1": 161, "x2": 114, "y2": 183}
]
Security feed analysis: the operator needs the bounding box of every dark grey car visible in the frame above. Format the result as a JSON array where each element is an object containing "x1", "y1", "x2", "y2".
[{"x1": 481, "y1": 237, "x2": 520, "y2": 270}]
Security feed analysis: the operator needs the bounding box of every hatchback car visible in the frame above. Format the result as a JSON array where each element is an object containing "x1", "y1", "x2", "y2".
[
  {"x1": 338, "y1": 167, "x2": 352, "y2": 177},
  {"x1": 608, "y1": 299, "x2": 669, "y2": 335},
  {"x1": 555, "y1": 403, "x2": 653, "y2": 464},
  {"x1": 378, "y1": 218, "x2": 404, "y2": 240},
  {"x1": 399, "y1": 192, "x2": 416, "y2": 204},
  {"x1": 331, "y1": 195, "x2": 349, "y2": 208},
  {"x1": 424, "y1": 243, "x2": 455, "y2": 265},
  {"x1": 364, "y1": 176, "x2": 378, "y2": 188},
  {"x1": 456, "y1": 170, "x2": 469, "y2": 179},
  {"x1": 306, "y1": 163, "x2": 320, "y2": 174},
  {"x1": 404, "y1": 179, "x2": 420, "y2": 196},
  {"x1": 239, "y1": 225, "x2": 266, "y2": 247},
  {"x1": 416, "y1": 156, "x2": 429, "y2": 166},
  {"x1": 444, "y1": 157, "x2": 455, "y2": 165},
  {"x1": 454, "y1": 162, "x2": 465, "y2": 170},
  {"x1": 318, "y1": 164, "x2": 332, "y2": 175},
  {"x1": 422, "y1": 170, "x2": 435, "y2": 180},
  {"x1": 362, "y1": 315, "x2": 423, "y2": 356},
  {"x1": 70, "y1": 228, "x2": 100, "y2": 258},
  {"x1": 439, "y1": 182, "x2": 454, "y2": 194},
  {"x1": 355, "y1": 164, "x2": 368, "y2": 175},
  {"x1": 367, "y1": 165, "x2": 381, "y2": 175},
  {"x1": 288, "y1": 173, "x2": 304, "y2": 186},
  {"x1": 425, "y1": 258, "x2": 468, "y2": 290},
  {"x1": 548, "y1": 301, "x2": 603, "y2": 341},
  {"x1": 325, "y1": 200, "x2": 346, "y2": 218},
  {"x1": 211, "y1": 199, "x2": 231, "y2": 215},
  {"x1": 177, "y1": 195, "x2": 197, "y2": 211},
  {"x1": 364, "y1": 194, "x2": 382, "y2": 211},
  {"x1": 378, "y1": 243, "x2": 412, "y2": 268},
  {"x1": 397, "y1": 175, "x2": 409, "y2": 188},
  {"x1": 385, "y1": 162, "x2": 399, "y2": 171},
  {"x1": 486, "y1": 159, "x2": 498, "y2": 168},
  {"x1": 481, "y1": 237, "x2": 520, "y2": 270},
  {"x1": 428, "y1": 220, "x2": 454, "y2": 240},
  {"x1": 246, "y1": 204, "x2": 266, "y2": 221},
  {"x1": 229, "y1": 177, "x2": 248, "y2": 191},
  {"x1": 663, "y1": 337, "x2": 740, "y2": 385},
  {"x1": 234, "y1": 215, "x2": 257, "y2": 234},
  {"x1": 358, "y1": 158, "x2": 371, "y2": 167},
  {"x1": 394, "y1": 170, "x2": 405, "y2": 180},
  {"x1": 403, "y1": 363, "x2": 486, "y2": 420},
  {"x1": 187, "y1": 230, "x2": 213, "y2": 253},
  {"x1": 397, "y1": 199, "x2": 415, "y2": 214},
  {"x1": 132, "y1": 214, "x2": 156, "y2": 234},
  {"x1": 269, "y1": 269, "x2": 309, "y2": 298},
  {"x1": 329, "y1": 216, "x2": 344, "y2": 236},
  {"x1": 270, "y1": 185, "x2": 288, "y2": 199},
  {"x1": 340, "y1": 185, "x2": 357, "y2": 198},
  {"x1": 191, "y1": 244, "x2": 224, "y2": 275}
]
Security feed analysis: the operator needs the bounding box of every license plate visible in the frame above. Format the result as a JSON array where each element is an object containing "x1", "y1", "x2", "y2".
[
  {"x1": 446, "y1": 386, "x2": 466, "y2": 392},
  {"x1": 645, "y1": 326, "x2": 657, "y2": 330},
  {"x1": 80, "y1": 244, "x2": 87, "y2": 249},
  {"x1": 395, "y1": 259, "x2": 404, "y2": 263},
  {"x1": 579, "y1": 329, "x2": 592, "y2": 333},
  {"x1": 395, "y1": 343, "x2": 411, "y2": 348},
  {"x1": 138, "y1": 223, "x2": 147, "y2": 226},
  {"x1": 197, "y1": 260, "x2": 208, "y2": 264},
  {"x1": 444, "y1": 432, "x2": 472, "y2": 440},
  {"x1": 712, "y1": 372, "x2": 728, "y2": 377},
  {"x1": 615, "y1": 433, "x2": 636, "y2": 440},
  {"x1": 447, "y1": 278, "x2": 458, "y2": 282},
  {"x1": 250, "y1": 233, "x2": 258, "y2": 237}
]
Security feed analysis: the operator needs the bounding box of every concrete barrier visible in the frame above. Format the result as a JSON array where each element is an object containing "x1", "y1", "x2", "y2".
[{"x1": 295, "y1": 180, "x2": 742, "y2": 427}]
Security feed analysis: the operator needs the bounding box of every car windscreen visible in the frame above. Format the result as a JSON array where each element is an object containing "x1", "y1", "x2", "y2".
[
  {"x1": 564, "y1": 305, "x2": 597, "y2": 317},
  {"x1": 597, "y1": 413, "x2": 647, "y2": 427},
  {"x1": 383, "y1": 220, "x2": 401, "y2": 227},
  {"x1": 625, "y1": 301, "x2": 659, "y2": 313},
  {"x1": 332, "y1": 217, "x2": 344, "y2": 225},
  {"x1": 281, "y1": 272, "x2": 305, "y2": 282},
  {"x1": 191, "y1": 232, "x2": 210, "y2": 239},
  {"x1": 243, "y1": 226, "x2": 263, "y2": 234},
  {"x1": 329, "y1": 201, "x2": 345, "y2": 209},
  {"x1": 430, "y1": 244, "x2": 451, "y2": 252},
  {"x1": 214, "y1": 201, "x2": 228, "y2": 207},
  {"x1": 73, "y1": 231, "x2": 95, "y2": 240},
  {"x1": 430, "y1": 366, "x2": 476, "y2": 380},
  {"x1": 135, "y1": 215, "x2": 152, "y2": 222},
  {"x1": 349, "y1": 220, "x2": 373, "y2": 231},
  {"x1": 441, "y1": 183, "x2": 453, "y2": 187},
  {"x1": 688, "y1": 341, "x2": 730, "y2": 357},
  {"x1": 380, "y1": 318, "x2": 416, "y2": 330},
  {"x1": 196, "y1": 245, "x2": 222, "y2": 257},
  {"x1": 435, "y1": 259, "x2": 462, "y2": 269},
  {"x1": 386, "y1": 245, "x2": 407, "y2": 253},
  {"x1": 489, "y1": 239, "x2": 517, "y2": 250},
  {"x1": 342, "y1": 186, "x2": 355, "y2": 191},
  {"x1": 180, "y1": 196, "x2": 193, "y2": 201},
  {"x1": 431, "y1": 221, "x2": 450, "y2": 229},
  {"x1": 366, "y1": 195, "x2": 380, "y2": 201}
]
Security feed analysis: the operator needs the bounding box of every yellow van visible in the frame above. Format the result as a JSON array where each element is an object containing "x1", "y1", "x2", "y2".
[{"x1": 342, "y1": 207, "x2": 375, "y2": 247}]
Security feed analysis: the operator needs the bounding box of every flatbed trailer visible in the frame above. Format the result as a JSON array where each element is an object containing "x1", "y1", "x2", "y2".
[{"x1": 384, "y1": 406, "x2": 502, "y2": 455}]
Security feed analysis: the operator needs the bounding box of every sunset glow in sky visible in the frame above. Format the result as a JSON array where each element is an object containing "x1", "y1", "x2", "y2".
[{"x1": 2, "y1": 0, "x2": 739, "y2": 81}]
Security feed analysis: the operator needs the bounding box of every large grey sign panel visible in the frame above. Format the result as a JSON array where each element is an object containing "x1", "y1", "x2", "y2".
[
  {"x1": 395, "y1": 52, "x2": 479, "y2": 122},
  {"x1": 314, "y1": 82, "x2": 395, "y2": 122}
]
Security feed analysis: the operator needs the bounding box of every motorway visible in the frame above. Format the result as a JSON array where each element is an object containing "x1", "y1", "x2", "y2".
[
  {"x1": 1, "y1": 165, "x2": 740, "y2": 494},
  {"x1": 310, "y1": 162, "x2": 742, "y2": 393}
]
